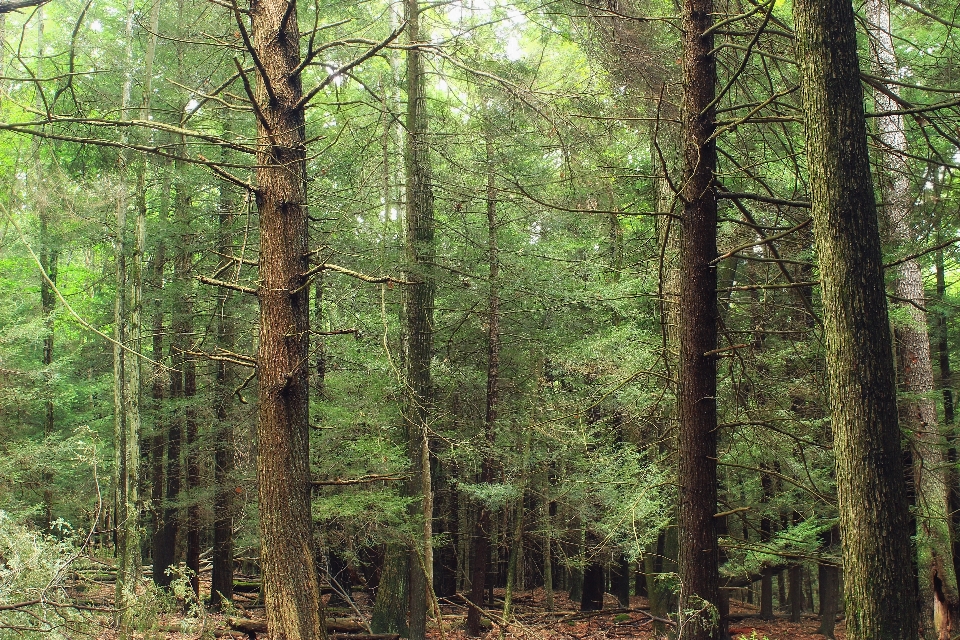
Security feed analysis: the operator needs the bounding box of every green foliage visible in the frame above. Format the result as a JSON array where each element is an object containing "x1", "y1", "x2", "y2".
[{"x1": 0, "y1": 512, "x2": 90, "y2": 638}]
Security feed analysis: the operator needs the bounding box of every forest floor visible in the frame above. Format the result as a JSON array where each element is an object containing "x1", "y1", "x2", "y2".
[{"x1": 91, "y1": 581, "x2": 844, "y2": 640}]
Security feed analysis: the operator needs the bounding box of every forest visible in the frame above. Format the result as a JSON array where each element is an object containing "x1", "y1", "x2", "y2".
[{"x1": 0, "y1": 0, "x2": 959, "y2": 638}]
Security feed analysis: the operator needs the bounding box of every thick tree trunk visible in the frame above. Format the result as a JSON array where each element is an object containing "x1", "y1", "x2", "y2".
[
  {"x1": 865, "y1": 3, "x2": 960, "y2": 637},
  {"x1": 611, "y1": 556, "x2": 631, "y2": 608},
  {"x1": 793, "y1": 0, "x2": 919, "y2": 637},
  {"x1": 371, "y1": 545, "x2": 409, "y2": 636},
  {"x1": 581, "y1": 561, "x2": 605, "y2": 612},
  {"x1": 248, "y1": 0, "x2": 322, "y2": 634},
  {"x1": 678, "y1": 0, "x2": 720, "y2": 635}
]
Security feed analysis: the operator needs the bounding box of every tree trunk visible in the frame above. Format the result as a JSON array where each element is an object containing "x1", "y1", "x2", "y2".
[
  {"x1": 402, "y1": 2, "x2": 435, "y2": 637},
  {"x1": 371, "y1": 545, "x2": 409, "y2": 636},
  {"x1": 543, "y1": 499, "x2": 554, "y2": 611},
  {"x1": 865, "y1": 3, "x2": 960, "y2": 637},
  {"x1": 39, "y1": 203, "x2": 56, "y2": 531},
  {"x1": 611, "y1": 556, "x2": 631, "y2": 608},
  {"x1": 170, "y1": 154, "x2": 200, "y2": 598},
  {"x1": 679, "y1": 0, "x2": 720, "y2": 635},
  {"x1": 789, "y1": 563, "x2": 803, "y2": 622},
  {"x1": 113, "y1": 0, "x2": 143, "y2": 623},
  {"x1": 248, "y1": 0, "x2": 323, "y2": 634},
  {"x1": 817, "y1": 563, "x2": 840, "y2": 639},
  {"x1": 760, "y1": 466, "x2": 774, "y2": 620},
  {"x1": 502, "y1": 499, "x2": 524, "y2": 620},
  {"x1": 149, "y1": 168, "x2": 169, "y2": 586},
  {"x1": 466, "y1": 119, "x2": 499, "y2": 638},
  {"x1": 793, "y1": 0, "x2": 919, "y2": 636},
  {"x1": 210, "y1": 141, "x2": 237, "y2": 610},
  {"x1": 936, "y1": 245, "x2": 960, "y2": 589},
  {"x1": 581, "y1": 561, "x2": 605, "y2": 612}
]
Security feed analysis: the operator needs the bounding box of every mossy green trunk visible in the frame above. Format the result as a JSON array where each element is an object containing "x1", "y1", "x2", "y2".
[{"x1": 793, "y1": 0, "x2": 919, "y2": 637}]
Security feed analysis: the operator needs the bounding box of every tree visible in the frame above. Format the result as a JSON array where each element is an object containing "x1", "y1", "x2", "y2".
[
  {"x1": 248, "y1": 0, "x2": 323, "y2": 635},
  {"x1": 678, "y1": 0, "x2": 721, "y2": 636},
  {"x1": 793, "y1": 0, "x2": 919, "y2": 637},
  {"x1": 864, "y1": 1, "x2": 960, "y2": 634}
]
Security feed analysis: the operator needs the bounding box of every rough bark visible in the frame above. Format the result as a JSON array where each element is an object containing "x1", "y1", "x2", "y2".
[
  {"x1": 793, "y1": 0, "x2": 919, "y2": 637},
  {"x1": 678, "y1": 0, "x2": 720, "y2": 635},
  {"x1": 248, "y1": 0, "x2": 323, "y2": 633},
  {"x1": 864, "y1": 3, "x2": 960, "y2": 637},
  {"x1": 401, "y1": 2, "x2": 436, "y2": 637}
]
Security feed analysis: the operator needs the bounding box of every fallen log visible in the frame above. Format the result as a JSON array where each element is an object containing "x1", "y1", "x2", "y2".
[
  {"x1": 226, "y1": 617, "x2": 365, "y2": 634},
  {"x1": 330, "y1": 635, "x2": 400, "y2": 640}
]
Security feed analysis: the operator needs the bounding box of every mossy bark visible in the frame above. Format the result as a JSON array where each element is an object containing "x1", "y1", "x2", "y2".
[{"x1": 793, "y1": 0, "x2": 919, "y2": 636}]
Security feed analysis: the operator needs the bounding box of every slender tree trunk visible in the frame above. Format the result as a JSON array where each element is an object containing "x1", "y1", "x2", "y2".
[
  {"x1": 466, "y1": 118, "x2": 499, "y2": 638},
  {"x1": 149, "y1": 169, "x2": 169, "y2": 585},
  {"x1": 170, "y1": 161, "x2": 200, "y2": 597},
  {"x1": 113, "y1": 0, "x2": 143, "y2": 622},
  {"x1": 159, "y1": 306, "x2": 182, "y2": 589},
  {"x1": 31, "y1": 12, "x2": 53, "y2": 531},
  {"x1": 543, "y1": 497, "x2": 554, "y2": 612},
  {"x1": 678, "y1": 0, "x2": 720, "y2": 635},
  {"x1": 248, "y1": 0, "x2": 323, "y2": 634},
  {"x1": 793, "y1": 0, "x2": 919, "y2": 637},
  {"x1": 39, "y1": 206, "x2": 56, "y2": 531},
  {"x1": 502, "y1": 499, "x2": 524, "y2": 619},
  {"x1": 210, "y1": 142, "x2": 237, "y2": 611},
  {"x1": 936, "y1": 244, "x2": 960, "y2": 588},
  {"x1": 865, "y1": 4, "x2": 960, "y2": 637},
  {"x1": 760, "y1": 466, "x2": 774, "y2": 620}
]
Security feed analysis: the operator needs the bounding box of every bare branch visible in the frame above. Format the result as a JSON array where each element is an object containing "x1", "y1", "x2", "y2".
[
  {"x1": 196, "y1": 274, "x2": 259, "y2": 295},
  {"x1": 296, "y1": 22, "x2": 407, "y2": 110}
]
